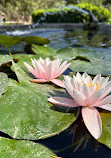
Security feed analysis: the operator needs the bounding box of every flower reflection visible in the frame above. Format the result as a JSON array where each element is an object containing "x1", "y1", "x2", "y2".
[{"x1": 69, "y1": 115, "x2": 100, "y2": 152}]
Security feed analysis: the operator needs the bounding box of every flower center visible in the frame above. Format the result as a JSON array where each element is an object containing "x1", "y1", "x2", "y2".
[{"x1": 81, "y1": 82, "x2": 100, "y2": 91}]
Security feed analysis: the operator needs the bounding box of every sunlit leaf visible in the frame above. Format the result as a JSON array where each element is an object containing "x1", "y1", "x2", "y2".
[
  {"x1": 0, "y1": 35, "x2": 21, "y2": 48},
  {"x1": 0, "y1": 35, "x2": 50, "y2": 49},
  {"x1": 0, "y1": 137, "x2": 56, "y2": 158},
  {"x1": 98, "y1": 112, "x2": 111, "y2": 149},
  {"x1": 55, "y1": 47, "x2": 111, "y2": 76},
  {"x1": 32, "y1": 45, "x2": 56, "y2": 56},
  {"x1": 0, "y1": 72, "x2": 8, "y2": 95},
  {"x1": 0, "y1": 60, "x2": 76, "y2": 140},
  {"x1": 0, "y1": 55, "x2": 13, "y2": 66}
]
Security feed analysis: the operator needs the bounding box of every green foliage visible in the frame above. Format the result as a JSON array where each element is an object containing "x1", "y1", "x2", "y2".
[
  {"x1": 3, "y1": 0, "x2": 63, "y2": 22},
  {"x1": 32, "y1": 3, "x2": 111, "y2": 23},
  {"x1": 0, "y1": 137, "x2": 56, "y2": 158},
  {"x1": 0, "y1": 55, "x2": 76, "y2": 140},
  {"x1": 32, "y1": 45, "x2": 56, "y2": 56},
  {"x1": 55, "y1": 47, "x2": 111, "y2": 76},
  {"x1": 76, "y1": 3, "x2": 111, "y2": 22}
]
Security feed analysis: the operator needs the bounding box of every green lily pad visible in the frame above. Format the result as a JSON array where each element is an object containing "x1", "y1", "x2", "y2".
[
  {"x1": 55, "y1": 47, "x2": 111, "y2": 76},
  {"x1": 0, "y1": 55, "x2": 13, "y2": 66},
  {"x1": 0, "y1": 72, "x2": 8, "y2": 95},
  {"x1": 0, "y1": 35, "x2": 50, "y2": 49},
  {"x1": 22, "y1": 36, "x2": 50, "y2": 45},
  {"x1": 0, "y1": 137, "x2": 56, "y2": 158},
  {"x1": 98, "y1": 112, "x2": 111, "y2": 149},
  {"x1": 0, "y1": 61, "x2": 76, "y2": 140},
  {"x1": 0, "y1": 35, "x2": 21, "y2": 48},
  {"x1": 32, "y1": 45, "x2": 56, "y2": 56}
]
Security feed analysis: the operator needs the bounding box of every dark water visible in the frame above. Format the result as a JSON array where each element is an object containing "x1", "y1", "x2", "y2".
[{"x1": 1, "y1": 27, "x2": 111, "y2": 157}]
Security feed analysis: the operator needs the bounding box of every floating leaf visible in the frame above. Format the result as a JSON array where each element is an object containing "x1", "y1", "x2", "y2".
[
  {"x1": 98, "y1": 112, "x2": 111, "y2": 149},
  {"x1": 0, "y1": 137, "x2": 56, "y2": 158},
  {"x1": 0, "y1": 72, "x2": 8, "y2": 95},
  {"x1": 55, "y1": 47, "x2": 111, "y2": 76},
  {"x1": 32, "y1": 45, "x2": 56, "y2": 56},
  {"x1": 0, "y1": 35, "x2": 50, "y2": 49},
  {"x1": 0, "y1": 60, "x2": 76, "y2": 140},
  {"x1": 0, "y1": 55, "x2": 13, "y2": 66},
  {"x1": 0, "y1": 35, "x2": 21, "y2": 48},
  {"x1": 22, "y1": 36, "x2": 50, "y2": 45}
]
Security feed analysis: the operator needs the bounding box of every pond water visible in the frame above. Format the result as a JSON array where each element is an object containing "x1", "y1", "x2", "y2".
[
  {"x1": 4, "y1": 27, "x2": 111, "y2": 51},
  {"x1": 1, "y1": 27, "x2": 111, "y2": 158}
]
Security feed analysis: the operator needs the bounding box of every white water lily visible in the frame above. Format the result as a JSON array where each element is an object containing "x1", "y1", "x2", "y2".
[
  {"x1": 48, "y1": 72, "x2": 111, "y2": 139},
  {"x1": 24, "y1": 57, "x2": 70, "y2": 87}
]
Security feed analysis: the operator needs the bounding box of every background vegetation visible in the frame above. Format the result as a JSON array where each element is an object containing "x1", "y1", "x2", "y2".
[
  {"x1": 32, "y1": 3, "x2": 110, "y2": 23},
  {"x1": 0, "y1": 0, "x2": 111, "y2": 23}
]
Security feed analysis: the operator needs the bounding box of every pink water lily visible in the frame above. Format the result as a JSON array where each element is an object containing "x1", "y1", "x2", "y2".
[
  {"x1": 24, "y1": 57, "x2": 70, "y2": 87},
  {"x1": 48, "y1": 72, "x2": 111, "y2": 139}
]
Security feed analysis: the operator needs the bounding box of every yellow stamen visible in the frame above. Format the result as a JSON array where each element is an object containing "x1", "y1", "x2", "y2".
[
  {"x1": 96, "y1": 84, "x2": 100, "y2": 90},
  {"x1": 81, "y1": 82, "x2": 100, "y2": 91}
]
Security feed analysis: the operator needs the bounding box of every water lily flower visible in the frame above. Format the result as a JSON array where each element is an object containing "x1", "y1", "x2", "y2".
[
  {"x1": 24, "y1": 57, "x2": 70, "y2": 87},
  {"x1": 48, "y1": 72, "x2": 111, "y2": 139}
]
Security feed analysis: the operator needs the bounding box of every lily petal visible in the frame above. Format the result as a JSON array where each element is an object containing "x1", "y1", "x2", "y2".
[
  {"x1": 30, "y1": 79, "x2": 47, "y2": 83},
  {"x1": 93, "y1": 95, "x2": 111, "y2": 107},
  {"x1": 35, "y1": 61, "x2": 45, "y2": 79},
  {"x1": 64, "y1": 81, "x2": 74, "y2": 98},
  {"x1": 51, "y1": 79, "x2": 65, "y2": 88},
  {"x1": 82, "y1": 106, "x2": 102, "y2": 139},
  {"x1": 86, "y1": 88, "x2": 104, "y2": 105},
  {"x1": 97, "y1": 104, "x2": 111, "y2": 111},
  {"x1": 45, "y1": 62, "x2": 53, "y2": 80},
  {"x1": 56, "y1": 61, "x2": 70, "y2": 77},
  {"x1": 76, "y1": 72, "x2": 82, "y2": 81},
  {"x1": 93, "y1": 74, "x2": 101, "y2": 84},
  {"x1": 100, "y1": 77, "x2": 109, "y2": 88},
  {"x1": 73, "y1": 89, "x2": 86, "y2": 106},
  {"x1": 48, "y1": 97, "x2": 79, "y2": 107},
  {"x1": 80, "y1": 83, "x2": 91, "y2": 98},
  {"x1": 99, "y1": 81, "x2": 111, "y2": 100},
  {"x1": 24, "y1": 62, "x2": 39, "y2": 77}
]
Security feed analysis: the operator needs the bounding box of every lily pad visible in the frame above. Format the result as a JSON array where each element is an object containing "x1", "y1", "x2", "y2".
[
  {"x1": 22, "y1": 36, "x2": 50, "y2": 45},
  {"x1": 0, "y1": 35, "x2": 50, "y2": 49},
  {"x1": 55, "y1": 47, "x2": 111, "y2": 76},
  {"x1": 0, "y1": 72, "x2": 8, "y2": 95},
  {"x1": 0, "y1": 137, "x2": 56, "y2": 158},
  {"x1": 0, "y1": 61, "x2": 76, "y2": 140},
  {"x1": 32, "y1": 45, "x2": 56, "y2": 56},
  {"x1": 0, "y1": 55, "x2": 13, "y2": 66},
  {"x1": 0, "y1": 35, "x2": 21, "y2": 48},
  {"x1": 99, "y1": 112, "x2": 111, "y2": 149}
]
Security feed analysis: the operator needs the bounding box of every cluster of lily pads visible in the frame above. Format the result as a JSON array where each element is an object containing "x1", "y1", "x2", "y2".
[{"x1": 0, "y1": 35, "x2": 111, "y2": 157}]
